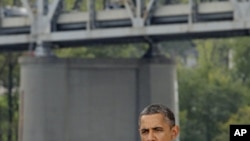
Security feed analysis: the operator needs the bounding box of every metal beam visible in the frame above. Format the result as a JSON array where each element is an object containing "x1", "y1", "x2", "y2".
[
  {"x1": 230, "y1": 0, "x2": 250, "y2": 20},
  {"x1": 120, "y1": 0, "x2": 144, "y2": 27},
  {"x1": 21, "y1": 0, "x2": 34, "y2": 21},
  {"x1": 189, "y1": 0, "x2": 196, "y2": 24},
  {"x1": 48, "y1": 0, "x2": 61, "y2": 22},
  {"x1": 37, "y1": 0, "x2": 44, "y2": 16},
  {"x1": 143, "y1": 0, "x2": 157, "y2": 25},
  {"x1": 46, "y1": 21, "x2": 250, "y2": 42},
  {"x1": 124, "y1": 0, "x2": 136, "y2": 20},
  {"x1": 87, "y1": 0, "x2": 95, "y2": 30},
  {"x1": 2, "y1": 1, "x2": 235, "y2": 28},
  {"x1": 1, "y1": 1, "x2": 250, "y2": 51},
  {"x1": 1, "y1": 20, "x2": 250, "y2": 47},
  {"x1": 0, "y1": 34, "x2": 30, "y2": 45},
  {"x1": 136, "y1": 0, "x2": 143, "y2": 18}
]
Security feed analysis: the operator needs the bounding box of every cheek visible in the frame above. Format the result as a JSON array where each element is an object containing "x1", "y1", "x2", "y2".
[
  {"x1": 140, "y1": 135, "x2": 149, "y2": 141},
  {"x1": 140, "y1": 134, "x2": 147, "y2": 139},
  {"x1": 156, "y1": 132, "x2": 172, "y2": 140}
]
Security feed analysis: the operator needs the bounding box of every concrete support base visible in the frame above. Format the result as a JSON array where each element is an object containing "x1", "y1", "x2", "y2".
[{"x1": 19, "y1": 56, "x2": 178, "y2": 141}]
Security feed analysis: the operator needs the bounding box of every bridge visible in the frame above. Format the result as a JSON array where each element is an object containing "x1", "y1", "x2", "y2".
[
  {"x1": 3, "y1": 1, "x2": 249, "y2": 141},
  {"x1": 0, "y1": 0, "x2": 250, "y2": 52}
]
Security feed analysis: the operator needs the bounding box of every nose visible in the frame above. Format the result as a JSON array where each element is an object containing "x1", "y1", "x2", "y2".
[{"x1": 147, "y1": 131, "x2": 155, "y2": 141}]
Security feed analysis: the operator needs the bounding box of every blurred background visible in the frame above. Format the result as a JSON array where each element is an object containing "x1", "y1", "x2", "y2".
[{"x1": 0, "y1": 0, "x2": 250, "y2": 141}]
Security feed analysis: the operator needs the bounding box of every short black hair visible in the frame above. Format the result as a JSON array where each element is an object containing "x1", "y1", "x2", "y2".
[{"x1": 139, "y1": 104, "x2": 175, "y2": 127}]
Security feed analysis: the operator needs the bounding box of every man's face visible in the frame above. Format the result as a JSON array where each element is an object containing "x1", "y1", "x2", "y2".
[{"x1": 139, "y1": 113, "x2": 179, "y2": 141}]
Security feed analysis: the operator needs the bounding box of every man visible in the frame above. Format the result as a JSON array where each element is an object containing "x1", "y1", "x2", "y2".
[{"x1": 139, "y1": 104, "x2": 179, "y2": 141}]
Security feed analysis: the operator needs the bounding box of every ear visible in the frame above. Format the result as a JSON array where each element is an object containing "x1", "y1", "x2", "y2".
[{"x1": 171, "y1": 125, "x2": 180, "y2": 139}]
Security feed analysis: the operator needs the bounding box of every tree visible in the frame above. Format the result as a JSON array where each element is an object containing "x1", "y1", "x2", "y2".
[
  {"x1": 230, "y1": 37, "x2": 250, "y2": 85},
  {"x1": 178, "y1": 39, "x2": 248, "y2": 141},
  {"x1": 213, "y1": 106, "x2": 250, "y2": 141},
  {"x1": 55, "y1": 43, "x2": 148, "y2": 58},
  {"x1": 0, "y1": 52, "x2": 21, "y2": 141}
]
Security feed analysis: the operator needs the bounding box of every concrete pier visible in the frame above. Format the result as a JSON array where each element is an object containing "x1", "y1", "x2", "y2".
[{"x1": 19, "y1": 56, "x2": 178, "y2": 141}]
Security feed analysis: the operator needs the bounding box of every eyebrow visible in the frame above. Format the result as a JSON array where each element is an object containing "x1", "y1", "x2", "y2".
[
  {"x1": 153, "y1": 127, "x2": 164, "y2": 130},
  {"x1": 140, "y1": 126, "x2": 164, "y2": 131}
]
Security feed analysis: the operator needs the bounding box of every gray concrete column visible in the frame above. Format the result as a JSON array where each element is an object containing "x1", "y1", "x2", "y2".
[
  {"x1": 137, "y1": 42, "x2": 179, "y2": 141},
  {"x1": 138, "y1": 58, "x2": 178, "y2": 115},
  {"x1": 19, "y1": 57, "x2": 68, "y2": 141},
  {"x1": 18, "y1": 55, "x2": 179, "y2": 141},
  {"x1": 19, "y1": 57, "x2": 139, "y2": 141}
]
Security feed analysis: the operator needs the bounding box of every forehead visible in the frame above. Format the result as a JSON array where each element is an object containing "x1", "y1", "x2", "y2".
[{"x1": 139, "y1": 113, "x2": 168, "y2": 128}]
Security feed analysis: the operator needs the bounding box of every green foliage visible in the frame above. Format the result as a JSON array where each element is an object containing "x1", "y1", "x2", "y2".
[
  {"x1": 55, "y1": 43, "x2": 148, "y2": 58},
  {"x1": 0, "y1": 94, "x2": 19, "y2": 141},
  {"x1": 195, "y1": 39, "x2": 230, "y2": 70},
  {"x1": 178, "y1": 67, "x2": 247, "y2": 141},
  {"x1": 0, "y1": 0, "x2": 22, "y2": 6},
  {"x1": 178, "y1": 39, "x2": 249, "y2": 141},
  {"x1": 0, "y1": 53, "x2": 21, "y2": 88},
  {"x1": 0, "y1": 52, "x2": 21, "y2": 141},
  {"x1": 161, "y1": 40, "x2": 194, "y2": 58},
  {"x1": 64, "y1": 0, "x2": 75, "y2": 10},
  {"x1": 0, "y1": 0, "x2": 12, "y2": 6},
  {"x1": 230, "y1": 37, "x2": 250, "y2": 85},
  {"x1": 0, "y1": 95, "x2": 8, "y2": 141},
  {"x1": 213, "y1": 106, "x2": 250, "y2": 141}
]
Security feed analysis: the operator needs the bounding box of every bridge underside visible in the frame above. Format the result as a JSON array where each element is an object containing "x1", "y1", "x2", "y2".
[
  {"x1": 2, "y1": 27, "x2": 249, "y2": 51},
  {"x1": 1, "y1": 1, "x2": 250, "y2": 51}
]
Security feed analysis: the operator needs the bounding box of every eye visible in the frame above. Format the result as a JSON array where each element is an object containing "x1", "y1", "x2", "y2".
[
  {"x1": 141, "y1": 129, "x2": 149, "y2": 134},
  {"x1": 154, "y1": 127, "x2": 164, "y2": 132}
]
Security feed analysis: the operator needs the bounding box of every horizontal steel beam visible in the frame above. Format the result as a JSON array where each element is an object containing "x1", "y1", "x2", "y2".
[
  {"x1": 1, "y1": 1, "x2": 250, "y2": 51},
  {"x1": 1, "y1": 20, "x2": 250, "y2": 50},
  {"x1": 0, "y1": 2, "x2": 235, "y2": 28}
]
